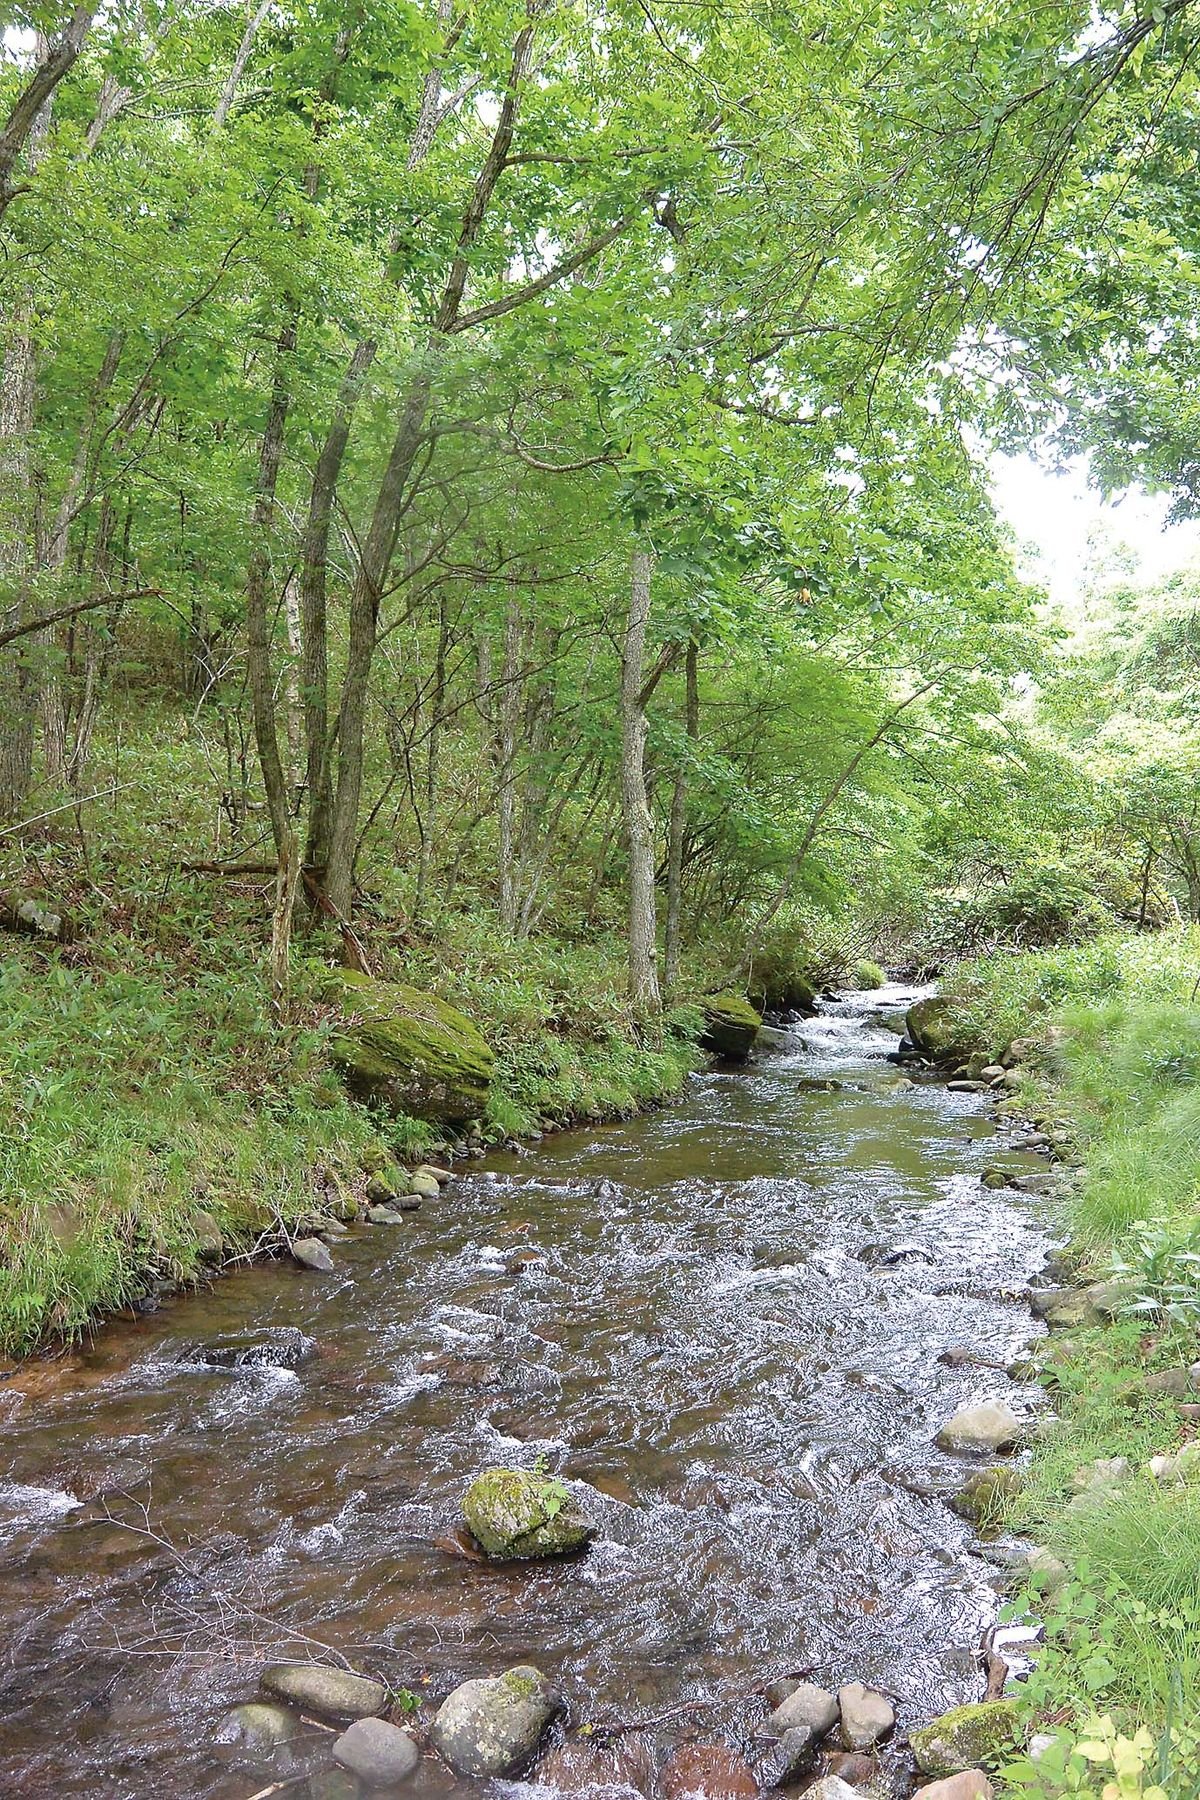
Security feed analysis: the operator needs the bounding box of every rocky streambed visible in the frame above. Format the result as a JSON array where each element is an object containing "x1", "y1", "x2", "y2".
[{"x1": 0, "y1": 986, "x2": 1060, "y2": 1799}]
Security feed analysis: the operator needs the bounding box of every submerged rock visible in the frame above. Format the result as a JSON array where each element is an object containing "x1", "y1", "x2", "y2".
[
  {"x1": 462, "y1": 1467, "x2": 595, "y2": 1559},
  {"x1": 802, "y1": 1780, "x2": 864, "y2": 1800},
  {"x1": 661, "y1": 1744, "x2": 757, "y2": 1800},
  {"x1": 837, "y1": 1682, "x2": 893, "y2": 1750},
  {"x1": 699, "y1": 992, "x2": 763, "y2": 1061},
  {"x1": 936, "y1": 1401, "x2": 1021, "y2": 1454},
  {"x1": 430, "y1": 1665, "x2": 559, "y2": 1777},
  {"x1": 260, "y1": 1663, "x2": 386, "y2": 1722},
  {"x1": 329, "y1": 969, "x2": 493, "y2": 1124},
  {"x1": 910, "y1": 1701, "x2": 1021, "y2": 1777},
  {"x1": 765, "y1": 1681, "x2": 839, "y2": 1739},
  {"x1": 332, "y1": 1718, "x2": 420, "y2": 1786},
  {"x1": 183, "y1": 1327, "x2": 316, "y2": 1372}
]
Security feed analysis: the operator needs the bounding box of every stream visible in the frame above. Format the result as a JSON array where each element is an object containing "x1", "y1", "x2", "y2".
[{"x1": 0, "y1": 985, "x2": 1053, "y2": 1799}]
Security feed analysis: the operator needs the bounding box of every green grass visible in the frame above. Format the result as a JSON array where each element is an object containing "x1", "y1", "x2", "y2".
[{"x1": 946, "y1": 926, "x2": 1200, "y2": 1785}]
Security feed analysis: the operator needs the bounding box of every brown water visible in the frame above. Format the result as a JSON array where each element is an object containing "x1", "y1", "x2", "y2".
[{"x1": 0, "y1": 986, "x2": 1051, "y2": 1800}]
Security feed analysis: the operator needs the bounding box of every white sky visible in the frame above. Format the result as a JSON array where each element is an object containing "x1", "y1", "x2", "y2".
[{"x1": 990, "y1": 452, "x2": 1200, "y2": 611}]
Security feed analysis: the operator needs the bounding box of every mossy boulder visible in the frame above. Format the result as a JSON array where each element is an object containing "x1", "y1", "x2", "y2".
[
  {"x1": 462, "y1": 1467, "x2": 595, "y2": 1559},
  {"x1": 749, "y1": 973, "x2": 818, "y2": 1016},
  {"x1": 910, "y1": 1702, "x2": 1022, "y2": 1777},
  {"x1": 905, "y1": 996, "x2": 984, "y2": 1066},
  {"x1": 699, "y1": 992, "x2": 762, "y2": 1061},
  {"x1": 329, "y1": 971, "x2": 493, "y2": 1124}
]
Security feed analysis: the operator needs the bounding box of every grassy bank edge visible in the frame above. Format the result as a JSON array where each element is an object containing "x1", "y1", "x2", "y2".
[
  {"x1": 0, "y1": 919, "x2": 710, "y2": 1364},
  {"x1": 936, "y1": 928, "x2": 1200, "y2": 1798}
]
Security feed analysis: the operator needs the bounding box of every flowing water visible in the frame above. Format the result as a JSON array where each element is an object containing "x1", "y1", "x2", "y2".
[{"x1": 0, "y1": 986, "x2": 1053, "y2": 1799}]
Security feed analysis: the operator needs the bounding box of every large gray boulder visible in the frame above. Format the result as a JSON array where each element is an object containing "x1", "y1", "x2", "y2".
[
  {"x1": 462, "y1": 1468, "x2": 595, "y2": 1559},
  {"x1": 431, "y1": 1665, "x2": 559, "y2": 1777},
  {"x1": 260, "y1": 1662, "x2": 386, "y2": 1721}
]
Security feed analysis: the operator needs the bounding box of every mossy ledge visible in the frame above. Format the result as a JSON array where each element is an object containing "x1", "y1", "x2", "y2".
[{"x1": 328, "y1": 970, "x2": 494, "y2": 1124}]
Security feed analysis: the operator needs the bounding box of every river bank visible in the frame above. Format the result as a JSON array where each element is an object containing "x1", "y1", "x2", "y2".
[
  {"x1": 926, "y1": 927, "x2": 1200, "y2": 1798},
  {"x1": 0, "y1": 984, "x2": 1054, "y2": 1800},
  {"x1": 0, "y1": 916, "x2": 711, "y2": 1362}
]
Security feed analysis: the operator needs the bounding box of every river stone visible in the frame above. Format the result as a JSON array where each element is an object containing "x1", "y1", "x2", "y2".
[
  {"x1": 214, "y1": 1702, "x2": 299, "y2": 1756},
  {"x1": 906, "y1": 997, "x2": 982, "y2": 1065},
  {"x1": 661, "y1": 1744, "x2": 757, "y2": 1800},
  {"x1": 194, "y1": 1209, "x2": 225, "y2": 1259},
  {"x1": 462, "y1": 1468, "x2": 595, "y2": 1559},
  {"x1": 952, "y1": 1465, "x2": 1024, "y2": 1524},
  {"x1": 698, "y1": 992, "x2": 762, "y2": 1061},
  {"x1": 838, "y1": 1682, "x2": 893, "y2": 1750},
  {"x1": 366, "y1": 1204, "x2": 404, "y2": 1224},
  {"x1": 307, "y1": 1774, "x2": 362, "y2": 1800},
  {"x1": 415, "y1": 1163, "x2": 453, "y2": 1185},
  {"x1": 291, "y1": 1237, "x2": 334, "y2": 1272},
  {"x1": 757, "y1": 1726, "x2": 816, "y2": 1786},
  {"x1": 188, "y1": 1326, "x2": 317, "y2": 1372},
  {"x1": 1028, "y1": 1286, "x2": 1099, "y2": 1329},
  {"x1": 980, "y1": 1168, "x2": 1012, "y2": 1190},
  {"x1": 948, "y1": 1079, "x2": 987, "y2": 1093},
  {"x1": 915, "y1": 1774, "x2": 994, "y2": 1800},
  {"x1": 1024, "y1": 1546, "x2": 1069, "y2": 1594},
  {"x1": 332, "y1": 1718, "x2": 420, "y2": 1786},
  {"x1": 365, "y1": 1171, "x2": 399, "y2": 1204},
  {"x1": 260, "y1": 1663, "x2": 386, "y2": 1722},
  {"x1": 910, "y1": 1701, "x2": 1021, "y2": 1777},
  {"x1": 936, "y1": 1401, "x2": 1021, "y2": 1454},
  {"x1": 767, "y1": 1681, "x2": 839, "y2": 1738},
  {"x1": 430, "y1": 1665, "x2": 559, "y2": 1776},
  {"x1": 328, "y1": 970, "x2": 493, "y2": 1124},
  {"x1": 801, "y1": 1780, "x2": 864, "y2": 1800},
  {"x1": 409, "y1": 1172, "x2": 441, "y2": 1200}
]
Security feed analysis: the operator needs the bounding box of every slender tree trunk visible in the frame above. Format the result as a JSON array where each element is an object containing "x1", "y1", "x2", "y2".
[
  {"x1": 301, "y1": 336, "x2": 376, "y2": 878},
  {"x1": 244, "y1": 315, "x2": 299, "y2": 1013},
  {"x1": 664, "y1": 637, "x2": 698, "y2": 991},
  {"x1": 415, "y1": 590, "x2": 448, "y2": 920},
  {"x1": 621, "y1": 546, "x2": 661, "y2": 1011},
  {"x1": 496, "y1": 593, "x2": 522, "y2": 931}
]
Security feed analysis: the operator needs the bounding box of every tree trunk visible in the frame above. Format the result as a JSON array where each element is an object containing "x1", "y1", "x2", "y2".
[
  {"x1": 0, "y1": 5, "x2": 93, "y2": 219},
  {"x1": 244, "y1": 315, "x2": 300, "y2": 1014},
  {"x1": 664, "y1": 637, "x2": 698, "y2": 991},
  {"x1": 496, "y1": 592, "x2": 522, "y2": 931},
  {"x1": 621, "y1": 546, "x2": 661, "y2": 1011}
]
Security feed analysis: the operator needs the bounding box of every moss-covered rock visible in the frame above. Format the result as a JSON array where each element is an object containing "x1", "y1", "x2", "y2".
[
  {"x1": 905, "y1": 996, "x2": 984, "y2": 1066},
  {"x1": 699, "y1": 992, "x2": 762, "y2": 1061},
  {"x1": 910, "y1": 1702, "x2": 1021, "y2": 1777},
  {"x1": 462, "y1": 1467, "x2": 595, "y2": 1559},
  {"x1": 748, "y1": 974, "x2": 818, "y2": 1016},
  {"x1": 329, "y1": 971, "x2": 493, "y2": 1124}
]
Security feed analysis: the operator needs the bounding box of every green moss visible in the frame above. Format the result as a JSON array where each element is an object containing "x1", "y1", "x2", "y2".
[
  {"x1": 699, "y1": 991, "x2": 762, "y2": 1061},
  {"x1": 329, "y1": 970, "x2": 493, "y2": 1123},
  {"x1": 910, "y1": 1701, "x2": 1022, "y2": 1776},
  {"x1": 462, "y1": 1468, "x2": 594, "y2": 1559}
]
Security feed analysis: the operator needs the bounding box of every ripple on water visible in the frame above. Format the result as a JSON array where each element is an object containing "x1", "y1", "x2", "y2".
[{"x1": 0, "y1": 983, "x2": 1051, "y2": 1799}]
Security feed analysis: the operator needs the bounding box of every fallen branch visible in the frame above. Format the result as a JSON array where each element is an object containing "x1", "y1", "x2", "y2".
[{"x1": 0, "y1": 587, "x2": 161, "y2": 651}]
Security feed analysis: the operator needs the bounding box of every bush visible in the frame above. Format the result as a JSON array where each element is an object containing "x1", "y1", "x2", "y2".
[{"x1": 852, "y1": 957, "x2": 886, "y2": 989}]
